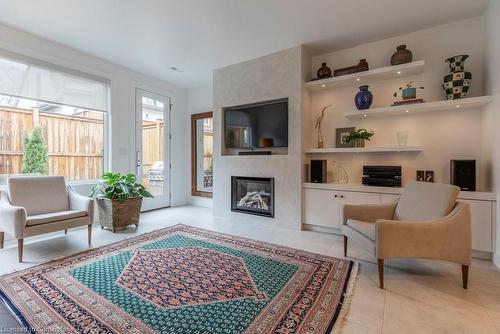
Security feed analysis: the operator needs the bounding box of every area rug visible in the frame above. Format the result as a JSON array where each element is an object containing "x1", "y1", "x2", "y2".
[{"x1": 0, "y1": 224, "x2": 357, "y2": 334}]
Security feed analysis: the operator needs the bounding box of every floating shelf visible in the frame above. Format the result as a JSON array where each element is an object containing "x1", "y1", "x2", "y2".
[
  {"x1": 305, "y1": 60, "x2": 425, "y2": 91},
  {"x1": 344, "y1": 96, "x2": 493, "y2": 119},
  {"x1": 304, "y1": 146, "x2": 424, "y2": 154}
]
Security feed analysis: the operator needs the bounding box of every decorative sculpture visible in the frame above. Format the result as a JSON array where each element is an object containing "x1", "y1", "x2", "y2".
[{"x1": 315, "y1": 104, "x2": 332, "y2": 148}]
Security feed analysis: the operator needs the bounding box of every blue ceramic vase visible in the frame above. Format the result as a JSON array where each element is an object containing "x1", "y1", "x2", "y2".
[{"x1": 355, "y1": 85, "x2": 373, "y2": 110}]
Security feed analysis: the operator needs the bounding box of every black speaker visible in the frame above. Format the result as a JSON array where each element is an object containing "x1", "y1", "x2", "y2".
[
  {"x1": 450, "y1": 160, "x2": 476, "y2": 191},
  {"x1": 310, "y1": 160, "x2": 327, "y2": 183}
]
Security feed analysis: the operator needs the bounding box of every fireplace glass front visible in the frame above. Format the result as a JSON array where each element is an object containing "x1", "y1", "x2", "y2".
[{"x1": 231, "y1": 176, "x2": 274, "y2": 217}]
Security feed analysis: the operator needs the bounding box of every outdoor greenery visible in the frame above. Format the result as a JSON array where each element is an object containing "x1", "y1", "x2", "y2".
[
  {"x1": 345, "y1": 128, "x2": 374, "y2": 143},
  {"x1": 90, "y1": 172, "x2": 153, "y2": 202},
  {"x1": 22, "y1": 126, "x2": 49, "y2": 175}
]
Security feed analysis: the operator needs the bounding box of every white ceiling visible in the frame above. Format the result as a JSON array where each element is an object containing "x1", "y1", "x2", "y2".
[{"x1": 0, "y1": 0, "x2": 489, "y2": 89}]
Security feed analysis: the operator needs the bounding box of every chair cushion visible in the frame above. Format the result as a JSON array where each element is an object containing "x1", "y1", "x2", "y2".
[
  {"x1": 346, "y1": 219, "x2": 376, "y2": 241},
  {"x1": 394, "y1": 182, "x2": 460, "y2": 221},
  {"x1": 8, "y1": 176, "x2": 69, "y2": 215},
  {"x1": 27, "y1": 210, "x2": 87, "y2": 227}
]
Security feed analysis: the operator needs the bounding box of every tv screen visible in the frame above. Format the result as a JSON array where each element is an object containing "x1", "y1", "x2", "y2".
[{"x1": 224, "y1": 98, "x2": 288, "y2": 149}]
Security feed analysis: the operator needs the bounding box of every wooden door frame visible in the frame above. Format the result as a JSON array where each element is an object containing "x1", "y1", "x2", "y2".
[{"x1": 191, "y1": 111, "x2": 213, "y2": 198}]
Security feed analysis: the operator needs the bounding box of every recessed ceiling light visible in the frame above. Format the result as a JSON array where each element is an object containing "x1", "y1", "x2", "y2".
[
  {"x1": 405, "y1": 109, "x2": 409, "y2": 113},
  {"x1": 321, "y1": 84, "x2": 326, "y2": 88},
  {"x1": 397, "y1": 71, "x2": 401, "y2": 75},
  {"x1": 456, "y1": 105, "x2": 461, "y2": 108},
  {"x1": 363, "y1": 114, "x2": 367, "y2": 117},
  {"x1": 356, "y1": 78, "x2": 360, "y2": 82},
  {"x1": 170, "y1": 66, "x2": 184, "y2": 73}
]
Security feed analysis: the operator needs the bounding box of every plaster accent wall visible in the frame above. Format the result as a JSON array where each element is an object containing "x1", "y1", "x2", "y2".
[
  {"x1": 484, "y1": 1, "x2": 500, "y2": 267},
  {"x1": 308, "y1": 17, "x2": 490, "y2": 189},
  {"x1": 213, "y1": 46, "x2": 304, "y2": 229},
  {"x1": 0, "y1": 23, "x2": 190, "y2": 207},
  {"x1": 187, "y1": 84, "x2": 214, "y2": 208}
]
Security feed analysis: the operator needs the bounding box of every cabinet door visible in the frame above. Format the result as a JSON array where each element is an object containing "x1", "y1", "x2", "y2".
[
  {"x1": 339, "y1": 191, "x2": 381, "y2": 225},
  {"x1": 381, "y1": 194, "x2": 400, "y2": 204},
  {"x1": 303, "y1": 189, "x2": 340, "y2": 228},
  {"x1": 459, "y1": 200, "x2": 492, "y2": 252}
]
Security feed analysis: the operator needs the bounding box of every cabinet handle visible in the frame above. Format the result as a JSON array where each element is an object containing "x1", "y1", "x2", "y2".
[
  {"x1": 340, "y1": 195, "x2": 344, "y2": 198},
  {"x1": 334, "y1": 194, "x2": 338, "y2": 198}
]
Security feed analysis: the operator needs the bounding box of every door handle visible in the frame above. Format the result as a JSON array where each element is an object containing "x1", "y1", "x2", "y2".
[{"x1": 136, "y1": 151, "x2": 141, "y2": 167}]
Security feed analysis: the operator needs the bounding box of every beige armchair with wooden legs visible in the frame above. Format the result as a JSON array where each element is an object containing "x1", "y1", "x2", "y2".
[
  {"x1": 342, "y1": 181, "x2": 471, "y2": 289},
  {"x1": 0, "y1": 176, "x2": 94, "y2": 262}
]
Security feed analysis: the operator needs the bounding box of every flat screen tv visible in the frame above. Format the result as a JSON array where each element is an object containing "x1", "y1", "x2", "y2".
[{"x1": 224, "y1": 98, "x2": 288, "y2": 149}]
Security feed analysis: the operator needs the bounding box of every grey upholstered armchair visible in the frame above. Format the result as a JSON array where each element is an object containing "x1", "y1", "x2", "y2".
[
  {"x1": 0, "y1": 176, "x2": 94, "y2": 262},
  {"x1": 342, "y1": 181, "x2": 471, "y2": 289}
]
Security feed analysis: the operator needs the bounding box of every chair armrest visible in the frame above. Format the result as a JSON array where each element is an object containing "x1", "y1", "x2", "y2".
[
  {"x1": 376, "y1": 202, "x2": 471, "y2": 265},
  {"x1": 0, "y1": 191, "x2": 27, "y2": 238},
  {"x1": 68, "y1": 187, "x2": 94, "y2": 223},
  {"x1": 343, "y1": 201, "x2": 398, "y2": 224}
]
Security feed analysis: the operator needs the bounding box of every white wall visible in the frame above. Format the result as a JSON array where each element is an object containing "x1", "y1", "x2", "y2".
[
  {"x1": 308, "y1": 17, "x2": 490, "y2": 189},
  {"x1": 213, "y1": 46, "x2": 304, "y2": 229},
  {"x1": 0, "y1": 23, "x2": 190, "y2": 206},
  {"x1": 186, "y1": 84, "x2": 214, "y2": 208},
  {"x1": 484, "y1": 1, "x2": 500, "y2": 267}
]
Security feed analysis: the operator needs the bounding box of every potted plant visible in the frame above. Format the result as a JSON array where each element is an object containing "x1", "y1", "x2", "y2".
[
  {"x1": 345, "y1": 129, "x2": 374, "y2": 148},
  {"x1": 90, "y1": 172, "x2": 153, "y2": 232},
  {"x1": 394, "y1": 81, "x2": 424, "y2": 100}
]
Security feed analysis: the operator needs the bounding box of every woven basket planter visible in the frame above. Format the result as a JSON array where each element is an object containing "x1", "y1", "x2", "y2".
[{"x1": 96, "y1": 197, "x2": 143, "y2": 233}]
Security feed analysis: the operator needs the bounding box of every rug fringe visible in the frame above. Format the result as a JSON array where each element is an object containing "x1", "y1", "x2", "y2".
[{"x1": 331, "y1": 261, "x2": 359, "y2": 334}]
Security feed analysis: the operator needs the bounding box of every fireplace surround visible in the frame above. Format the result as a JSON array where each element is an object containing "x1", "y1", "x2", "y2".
[{"x1": 231, "y1": 176, "x2": 274, "y2": 217}]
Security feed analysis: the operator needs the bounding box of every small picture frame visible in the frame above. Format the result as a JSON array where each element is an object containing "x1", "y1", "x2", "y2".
[
  {"x1": 425, "y1": 170, "x2": 435, "y2": 183},
  {"x1": 336, "y1": 127, "x2": 355, "y2": 148},
  {"x1": 416, "y1": 170, "x2": 425, "y2": 182}
]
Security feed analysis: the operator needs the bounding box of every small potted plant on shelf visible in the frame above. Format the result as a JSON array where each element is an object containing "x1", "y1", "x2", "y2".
[
  {"x1": 393, "y1": 81, "x2": 424, "y2": 105},
  {"x1": 345, "y1": 129, "x2": 374, "y2": 148},
  {"x1": 90, "y1": 172, "x2": 153, "y2": 232}
]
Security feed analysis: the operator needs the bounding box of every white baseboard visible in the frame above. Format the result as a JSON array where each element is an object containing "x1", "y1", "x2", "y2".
[{"x1": 494, "y1": 253, "x2": 500, "y2": 269}]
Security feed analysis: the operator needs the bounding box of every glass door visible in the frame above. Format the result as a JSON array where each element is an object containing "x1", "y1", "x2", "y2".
[{"x1": 135, "y1": 89, "x2": 171, "y2": 211}]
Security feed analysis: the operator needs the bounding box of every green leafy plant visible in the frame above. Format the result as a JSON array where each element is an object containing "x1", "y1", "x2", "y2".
[
  {"x1": 90, "y1": 172, "x2": 153, "y2": 202},
  {"x1": 345, "y1": 129, "x2": 374, "y2": 143},
  {"x1": 22, "y1": 126, "x2": 48, "y2": 175},
  {"x1": 393, "y1": 81, "x2": 424, "y2": 98}
]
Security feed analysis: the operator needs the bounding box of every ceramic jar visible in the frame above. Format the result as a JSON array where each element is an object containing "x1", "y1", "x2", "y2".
[
  {"x1": 391, "y1": 45, "x2": 413, "y2": 65},
  {"x1": 443, "y1": 55, "x2": 472, "y2": 100},
  {"x1": 354, "y1": 85, "x2": 373, "y2": 110},
  {"x1": 356, "y1": 59, "x2": 369, "y2": 72},
  {"x1": 317, "y1": 62, "x2": 332, "y2": 78}
]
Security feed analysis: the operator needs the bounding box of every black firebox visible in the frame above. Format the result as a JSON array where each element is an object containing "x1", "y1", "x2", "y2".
[{"x1": 231, "y1": 176, "x2": 274, "y2": 217}]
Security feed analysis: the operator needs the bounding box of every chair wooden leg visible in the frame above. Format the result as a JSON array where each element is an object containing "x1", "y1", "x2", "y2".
[
  {"x1": 0, "y1": 232, "x2": 4, "y2": 249},
  {"x1": 18, "y1": 239, "x2": 24, "y2": 263},
  {"x1": 88, "y1": 225, "x2": 92, "y2": 245},
  {"x1": 378, "y1": 258, "x2": 384, "y2": 289},
  {"x1": 64, "y1": 229, "x2": 68, "y2": 235},
  {"x1": 343, "y1": 235, "x2": 348, "y2": 257},
  {"x1": 462, "y1": 265, "x2": 469, "y2": 289}
]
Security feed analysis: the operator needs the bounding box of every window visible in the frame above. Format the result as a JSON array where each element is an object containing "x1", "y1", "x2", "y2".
[
  {"x1": 191, "y1": 112, "x2": 213, "y2": 197},
  {"x1": 0, "y1": 54, "x2": 109, "y2": 186}
]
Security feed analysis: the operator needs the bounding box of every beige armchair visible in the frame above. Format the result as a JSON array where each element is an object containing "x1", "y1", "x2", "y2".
[
  {"x1": 342, "y1": 182, "x2": 471, "y2": 289},
  {"x1": 0, "y1": 176, "x2": 94, "y2": 262}
]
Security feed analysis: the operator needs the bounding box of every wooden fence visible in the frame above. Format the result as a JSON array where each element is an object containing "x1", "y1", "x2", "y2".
[
  {"x1": 0, "y1": 107, "x2": 104, "y2": 180},
  {"x1": 0, "y1": 107, "x2": 173, "y2": 182},
  {"x1": 142, "y1": 119, "x2": 164, "y2": 173}
]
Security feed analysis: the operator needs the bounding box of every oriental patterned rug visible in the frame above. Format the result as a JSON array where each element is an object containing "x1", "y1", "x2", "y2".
[{"x1": 0, "y1": 224, "x2": 357, "y2": 334}]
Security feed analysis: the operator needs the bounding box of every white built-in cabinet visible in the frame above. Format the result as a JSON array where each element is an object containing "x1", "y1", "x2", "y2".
[
  {"x1": 303, "y1": 184, "x2": 496, "y2": 257},
  {"x1": 303, "y1": 189, "x2": 379, "y2": 229}
]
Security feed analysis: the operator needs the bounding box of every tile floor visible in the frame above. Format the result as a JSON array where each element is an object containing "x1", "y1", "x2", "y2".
[{"x1": 0, "y1": 205, "x2": 499, "y2": 333}]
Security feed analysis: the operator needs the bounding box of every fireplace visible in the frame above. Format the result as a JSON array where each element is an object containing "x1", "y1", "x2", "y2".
[{"x1": 231, "y1": 176, "x2": 274, "y2": 218}]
